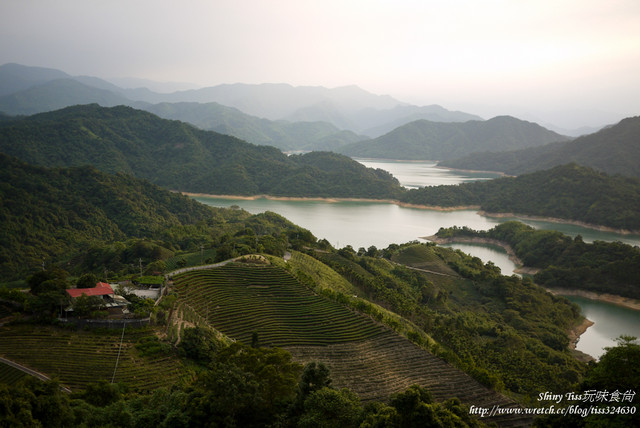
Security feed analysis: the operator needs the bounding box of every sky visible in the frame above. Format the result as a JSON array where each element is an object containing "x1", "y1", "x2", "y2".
[{"x1": 1, "y1": 0, "x2": 639, "y2": 129}]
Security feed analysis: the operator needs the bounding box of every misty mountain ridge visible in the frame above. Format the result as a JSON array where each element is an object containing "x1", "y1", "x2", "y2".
[
  {"x1": 0, "y1": 63, "x2": 483, "y2": 140},
  {"x1": 0, "y1": 62, "x2": 615, "y2": 145},
  {"x1": 144, "y1": 101, "x2": 367, "y2": 151},
  {"x1": 439, "y1": 116, "x2": 640, "y2": 179},
  {"x1": 0, "y1": 78, "x2": 138, "y2": 116},
  {"x1": 0, "y1": 62, "x2": 70, "y2": 96},
  {"x1": 337, "y1": 115, "x2": 570, "y2": 160}
]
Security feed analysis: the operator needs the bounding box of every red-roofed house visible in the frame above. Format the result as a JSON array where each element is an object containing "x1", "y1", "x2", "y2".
[
  {"x1": 66, "y1": 282, "x2": 114, "y2": 299},
  {"x1": 65, "y1": 283, "x2": 129, "y2": 315}
]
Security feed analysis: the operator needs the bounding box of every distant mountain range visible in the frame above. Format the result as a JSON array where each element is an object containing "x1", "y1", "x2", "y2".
[
  {"x1": 2, "y1": 63, "x2": 635, "y2": 178},
  {"x1": 439, "y1": 116, "x2": 640, "y2": 178},
  {"x1": 0, "y1": 63, "x2": 482, "y2": 147},
  {"x1": 143, "y1": 102, "x2": 366, "y2": 152},
  {"x1": 337, "y1": 116, "x2": 570, "y2": 160},
  {"x1": 0, "y1": 104, "x2": 403, "y2": 199}
]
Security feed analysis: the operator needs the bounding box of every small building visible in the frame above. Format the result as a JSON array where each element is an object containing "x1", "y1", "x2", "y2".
[
  {"x1": 66, "y1": 282, "x2": 115, "y2": 299},
  {"x1": 66, "y1": 282, "x2": 129, "y2": 312}
]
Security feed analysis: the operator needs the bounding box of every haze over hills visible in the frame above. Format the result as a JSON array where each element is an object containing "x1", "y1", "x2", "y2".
[
  {"x1": 439, "y1": 116, "x2": 640, "y2": 179},
  {"x1": 338, "y1": 116, "x2": 570, "y2": 160},
  {"x1": 0, "y1": 63, "x2": 487, "y2": 147},
  {"x1": 0, "y1": 104, "x2": 403, "y2": 199},
  {"x1": 144, "y1": 101, "x2": 367, "y2": 152},
  {"x1": 0, "y1": 78, "x2": 137, "y2": 116}
]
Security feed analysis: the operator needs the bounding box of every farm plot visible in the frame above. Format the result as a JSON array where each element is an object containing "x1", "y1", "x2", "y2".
[
  {"x1": 285, "y1": 331, "x2": 531, "y2": 427},
  {"x1": 173, "y1": 264, "x2": 387, "y2": 347},
  {"x1": 0, "y1": 325, "x2": 183, "y2": 392}
]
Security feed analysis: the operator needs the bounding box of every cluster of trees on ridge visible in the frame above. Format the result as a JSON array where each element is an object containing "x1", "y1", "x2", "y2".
[
  {"x1": 400, "y1": 163, "x2": 640, "y2": 231},
  {"x1": 435, "y1": 221, "x2": 640, "y2": 299}
]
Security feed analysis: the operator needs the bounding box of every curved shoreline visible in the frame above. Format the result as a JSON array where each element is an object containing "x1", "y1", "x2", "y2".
[
  {"x1": 184, "y1": 192, "x2": 480, "y2": 211},
  {"x1": 567, "y1": 318, "x2": 595, "y2": 362},
  {"x1": 546, "y1": 288, "x2": 640, "y2": 311},
  {"x1": 421, "y1": 235, "x2": 541, "y2": 275},
  {"x1": 424, "y1": 234, "x2": 640, "y2": 310},
  {"x1": 182, "y1": 192, "x2": 640, "y2": 235}
]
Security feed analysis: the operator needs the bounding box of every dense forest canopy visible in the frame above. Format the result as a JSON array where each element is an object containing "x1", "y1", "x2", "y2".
[
  {"x1": 0, "y1": 154, "x2": 316, "y2": 280},
  {"x1": 0, "y1": 104, "x2": 403, "y2": 199},
  {"x1": 400, "y1": 163, "x2": 640, "y2": 231}
]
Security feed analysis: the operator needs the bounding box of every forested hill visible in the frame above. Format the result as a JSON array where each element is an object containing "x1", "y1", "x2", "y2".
[
  {"x1": 0, "y1": 154, "x2": 212, "y2": 278},
  {"x1": 0, "y1": 104, "x2": 403, "y2": 199},
  {"x1": 337, "y1": 115, "x2": 570, "y2": 160},
  {"x1": 439, "y1": 116, "x2": 640, "y2": 178},
  {"x1": 0, "y1": 154, "x2": 317, "y2": 280},
  {"x1": 400, "y1": 163, "x2": 640, "y2": 231}
]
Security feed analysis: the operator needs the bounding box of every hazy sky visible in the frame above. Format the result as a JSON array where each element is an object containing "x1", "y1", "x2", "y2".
[{"x1": 1, "y1": 0, "x2": 639, "y2": 128}]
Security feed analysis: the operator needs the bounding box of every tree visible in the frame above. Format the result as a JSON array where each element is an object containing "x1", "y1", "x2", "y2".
[
  {"x1": 0, "y1": 378, "x2": 74, "y2": 428},
  {"x1": 82, "y1": 380, "x2": 122, "y2": 407},
  {"x1": 178, "y1": 326, "x2": 219, "y2": 364},
  {"x1": 28, "y1": 268, "x2": 69, "y2": 295},
  {"x1": 584, "y1": 335, "x2": 640, "y2": 392},
  {"x1": 76, "y1": 273, "x2": 99, "y2": 288},
  {"x1": 73, "y1": 294, "x2": 104, "y2": 317},
  {"x1": 299, "y1": 387, "x2": 363, "y2": 428},
  {"x1": 299, "y1": 362, "x2": 332, "y2": 398}
]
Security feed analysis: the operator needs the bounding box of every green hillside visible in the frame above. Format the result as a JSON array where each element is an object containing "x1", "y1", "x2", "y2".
[
  {"x1": 0, "y1": 154, "x2": 319, "y2": 281},
  {"x1": 338, "y1": 115, "x2": 569, "y2": 160},
  {"x1": 400, "y1": 163, "x2": 640, "y2": 231},
  {"x1": 0, "y1": 104, "x2": 403, "y2": 198},
  {"x1": 440, "y1": 116, "x2": 640, "y2": 178},
  {"x1": 0, "y1": 154, "x2": 215, "y2": 279},
  {"x1": 435, "y1": 221, "x2": 640, "y2": 299}
]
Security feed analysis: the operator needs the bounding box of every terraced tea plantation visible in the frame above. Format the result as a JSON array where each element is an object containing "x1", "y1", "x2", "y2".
[
  {"x1": 174, "y1": 262, "x2": 530, "y2": 427},
  {"x1": 173, "y1": 264, "x2": 387, "y2": 347},
  {"x1": 0, "y1": 325, "x2": 183, "y2": 392}
]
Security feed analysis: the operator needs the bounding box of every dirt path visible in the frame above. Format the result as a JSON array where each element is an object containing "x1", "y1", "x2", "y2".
[{"x1": 0, "y1": 356, "x2": 72, "y2": 392}]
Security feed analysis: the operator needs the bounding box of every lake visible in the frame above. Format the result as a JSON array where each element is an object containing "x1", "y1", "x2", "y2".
[{"x1": 193, "y1": 158, "x2": 640, "y2": 359}]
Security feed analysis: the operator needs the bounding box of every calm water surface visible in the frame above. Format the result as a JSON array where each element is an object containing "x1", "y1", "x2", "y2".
[
  {"x1": 194, "y1": 159, "x2": 640, "y2": 358},
  {"x1": 563, "y1": 296, "x2": 640, "y2": 359}
]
